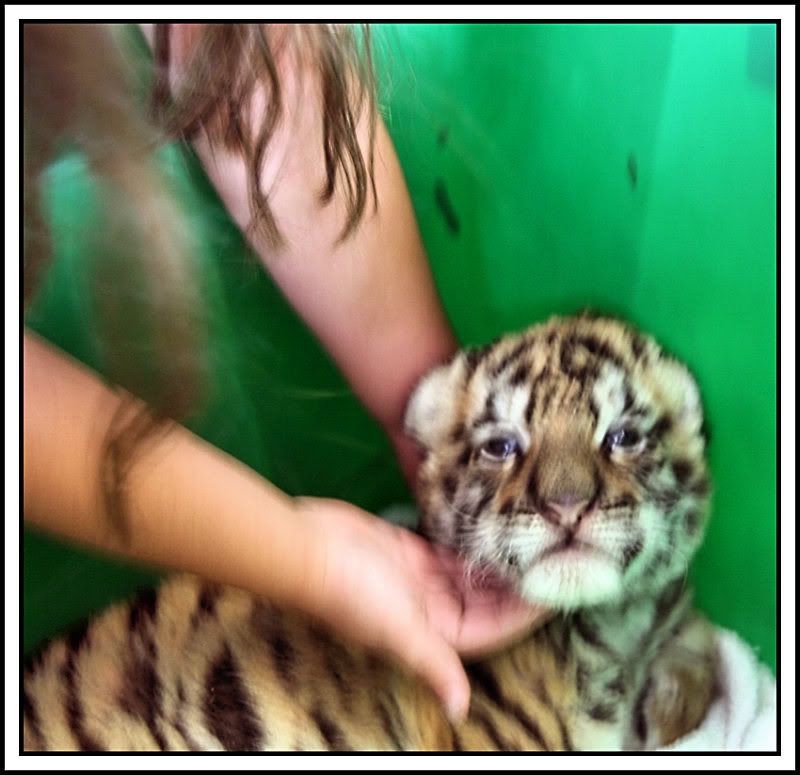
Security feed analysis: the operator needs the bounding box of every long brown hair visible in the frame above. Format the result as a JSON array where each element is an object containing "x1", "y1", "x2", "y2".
[{"x1": 23, "y1": 23, "x2": 377, "y2": 539}]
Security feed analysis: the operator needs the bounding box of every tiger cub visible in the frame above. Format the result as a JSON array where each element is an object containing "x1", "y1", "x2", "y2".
[{"x1": 23, "y1": 314, "x2": 717, "y2": 752}]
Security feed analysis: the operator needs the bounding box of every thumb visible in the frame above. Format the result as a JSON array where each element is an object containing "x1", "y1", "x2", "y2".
[{"x1": 389, "y1": 621, "x2": 471, "y2": 724}]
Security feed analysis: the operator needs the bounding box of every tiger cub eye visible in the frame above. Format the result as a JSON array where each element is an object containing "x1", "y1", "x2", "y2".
[
  {"x1": 480, "y1": 437, "x2": 520, "y2": 461},
  {"x1": 603, "y1": 427, "x2": 641, "y2": 452}
]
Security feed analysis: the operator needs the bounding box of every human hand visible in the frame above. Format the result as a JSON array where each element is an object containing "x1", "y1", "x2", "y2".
[{"x1": 296, "y1": 497, "x2": 548, "y2": 723}]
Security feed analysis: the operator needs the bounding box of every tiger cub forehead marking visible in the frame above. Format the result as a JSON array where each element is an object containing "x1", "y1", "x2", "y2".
[
  {"x1": 591, "y1": 364, "x2": 631, "y2": 444},
  {"x1": 461, "y1": 319, "x2": 649, "y2": 436}
]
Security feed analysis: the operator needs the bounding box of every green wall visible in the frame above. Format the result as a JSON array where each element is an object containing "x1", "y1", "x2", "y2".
[{"x1": 24, "y1": 23, "x2": 776, "y2": 671}]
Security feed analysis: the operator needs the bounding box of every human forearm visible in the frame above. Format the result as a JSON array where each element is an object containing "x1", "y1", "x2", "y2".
[
  {"x1": 199, "y1": 119, "x2": 456, "y2": 451},
  {"x1": 23, "y1": 330, "x2": 317, "y2": 609}
]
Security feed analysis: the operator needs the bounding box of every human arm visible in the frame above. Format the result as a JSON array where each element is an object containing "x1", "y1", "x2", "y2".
[{"x1": 139, "y1": 23, "x2": 458, "y2": 483}]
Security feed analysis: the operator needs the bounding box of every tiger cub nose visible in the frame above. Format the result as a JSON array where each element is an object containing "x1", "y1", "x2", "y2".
[{"x1": 546, "y1": 496, "x2": 591, "y2": 528}]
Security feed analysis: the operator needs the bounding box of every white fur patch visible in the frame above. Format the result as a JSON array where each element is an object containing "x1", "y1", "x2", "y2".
[
  {"x1": 520, "y1": 551, "x2": 623, "y2": 609},
  {"x1": 592, "y1": 365, "x2": 628, "y2": 444}
]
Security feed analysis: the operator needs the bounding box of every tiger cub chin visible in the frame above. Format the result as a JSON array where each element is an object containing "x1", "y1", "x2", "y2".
[{"x1": 23, "y1": 314, "x2": 717, "y2": 752}]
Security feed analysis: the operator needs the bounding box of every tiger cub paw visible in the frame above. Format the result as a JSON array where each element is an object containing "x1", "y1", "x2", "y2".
[{"x1": 637, "y1": 615, "x2": 718, "y2": 749}]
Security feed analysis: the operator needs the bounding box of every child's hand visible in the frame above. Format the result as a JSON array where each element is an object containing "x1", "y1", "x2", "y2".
[{"x1": 296, "y1": 497, "x2": 548, "y2": 723}]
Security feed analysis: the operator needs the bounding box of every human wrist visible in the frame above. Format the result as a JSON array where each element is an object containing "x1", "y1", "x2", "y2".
[{"x1": 282, "y1": 497, "x2": 334, "y2": 619}]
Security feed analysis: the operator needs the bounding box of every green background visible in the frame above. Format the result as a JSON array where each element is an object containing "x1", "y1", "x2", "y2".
[{"x1": 24, "y1": 23, "x2": 777, "y2": 672}]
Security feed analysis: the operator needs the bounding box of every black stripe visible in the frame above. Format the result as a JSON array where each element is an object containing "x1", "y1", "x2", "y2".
[
  {"x1": 605, "y1": 672, "x2": 627, "y2": 697},
  {"x1": 310, "y1": 706, "x2": 351, "y2": 751},
  {"x1": 190, "y1": 583, "x2": 221, "y2": 630},
  {"x1": 173, "y1": 682, "x2": 202, "y2": 751},
  {"x1": 62, "y1": 651, "x2": 104, "y2": 751},
  {"x1": 442, "y1": 474, "x2": 458, "y2": 502},
  {"x1": 65, "y1": 618, "x2": 91, "y2": 654},
  {"x1": 472, "y1": 392, "x2": 497, "y2": 428},
  {"x1": 507, "y1": 702, "x2": 549, "y2": 750},
  {"x1": 576, "y1": 661, "x2": 590, "y2": 695},
  {"x1": 464, "y1": 346, "x2": 490, "y2": 379},
  {"x1": 498, "y1": 496, "x2": 516, "y2": 516},
  {"x1": 269, "y1": 628, "x2": 296, "y2": 692},
  {"x1": 540, "y1": 384, "x2": 558, "y2": 415},
  {"x1": 623, "y1": 386, "x2": 635, "y2": 412},
  {"x1": 470, "y1": 706, "x2": 518, "y2": 750},
  {"x1": 450, "y1": 423, "x2": 467, "y2": 444},
  {"x1": 559, "y1": 336, "x2": 592, "y2": 383},
  {"x1": 204, "y1": 644, "x2": 264, "y2": 751},
  {"x1": 649, "y1": 414, "x2": 673, "y2": 443},
  {"x1": 621, "y1": 537, "x2": 644, "y2": 571},
  {"x1": 118, "y1": 636, "x2": 167, "y2": 750},
  {"x1": 530, "y1": 676, "x2": 573, "y2": 752},
  {"x1": 588, "y1": 702, "x2": 617, "y2": 722},
  {"x1": 467, "y1": 663, "x2": 505, "y2": 709},
  {"x1": 524, "y1": 368, "x2": 548, "y2": 425},
  {"x1": 690, "y1": 475, "x2": 711, "y2": 497},
  {"x1": 128, "y1": 587, "x2": 159, "y2": 632},
  {"x1": 684, "y1": 508, "x2": 701, "y2": 535},
  {"x1": 573, "y1": 614, "x2": 614, "y2": 656},
  {"x1": 633, "y1": 677, "x2": 652, "y2": 742},
  {"x1": 472, "y1": 489, "x2": 494, "y2": 517},
  {"x1": 655, "y1": 578, "x2": 685, "y2": 621},
  {"x1": 509, "y1": 362, "x2": 530, "y2": 386},
  {"x1": 22, "y1": 688, "x2": 45, "y2": 749},
  {"x1": 376, "y1": 698, "x2": 405, "y2": 750},
  {"x1": 609, "y1": 494, "x2": 636, "y2": 511},
  {"x1": 326, "y1": 652, "x2": 352, "y2": 712},
  {"x1": 490, "y1": 339, "x2": 532, "y2": 378},
  {"x1": 553, "y1": 704, "x2": 574, "y2": 751},
  {"x1": 467, "y1": 664, "x2": 549, "y2": 750},
  {"x1": 575, "y1": 334, "x2": 626, "y2": 371},
  {"x1": 671, "y1": 458, "x2": 693, "y2": 485},
  {"x1": 545, "y1": 622, "x2": 570, "y2": 667},
  {"x1": 198, "y1": 583, "x2": 220, "y2": 615},
  {"x1": 630, "y1": 332, "x2": 647, "y2": 359},
  {"x1": 251, "y1": 602, "x2": 297, "y2": 693}
]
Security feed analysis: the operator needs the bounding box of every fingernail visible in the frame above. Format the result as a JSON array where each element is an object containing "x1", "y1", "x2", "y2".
[{"x1": 446, "y1": 690, "x2": 469, "y2": 725}]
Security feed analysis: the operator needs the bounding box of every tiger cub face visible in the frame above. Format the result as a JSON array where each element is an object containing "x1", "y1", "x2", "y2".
[{"x1": 406, "y1": 315, "x2": 711, "y2": 611}]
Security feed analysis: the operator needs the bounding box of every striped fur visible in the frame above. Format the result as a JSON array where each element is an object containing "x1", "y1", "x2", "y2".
[{"x1": 23, "y1": 314, "x2": 717, "y2": 751}]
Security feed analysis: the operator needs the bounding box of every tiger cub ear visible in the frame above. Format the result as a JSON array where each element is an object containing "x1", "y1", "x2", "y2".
[
  {"x1": 404, "y1": 353, "x2": 468, "y2": 450},
  {"x1": 651, "y1": 355, "x2": 705, "y2": 438}
]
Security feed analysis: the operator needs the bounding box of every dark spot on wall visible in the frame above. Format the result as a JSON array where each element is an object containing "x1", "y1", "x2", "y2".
[
  {"x1": 627, "y1": 153, "x2": 638, "y2": 190},
  {"x1": 434, "y1": 179, "x2": 460, "y2": 235},
  {"x1": 437, "y1": 126, "x2": 449, "y2": 147}
]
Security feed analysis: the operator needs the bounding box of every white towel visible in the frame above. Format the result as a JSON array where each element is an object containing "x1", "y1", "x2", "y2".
[{"x1": 658, "y1": 628, "x2": 777, "y2": 752}]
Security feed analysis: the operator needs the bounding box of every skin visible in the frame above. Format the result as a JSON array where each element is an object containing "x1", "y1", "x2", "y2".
[{"x1": 23, "y1": 23, "x2": 545, "y2": 722}]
